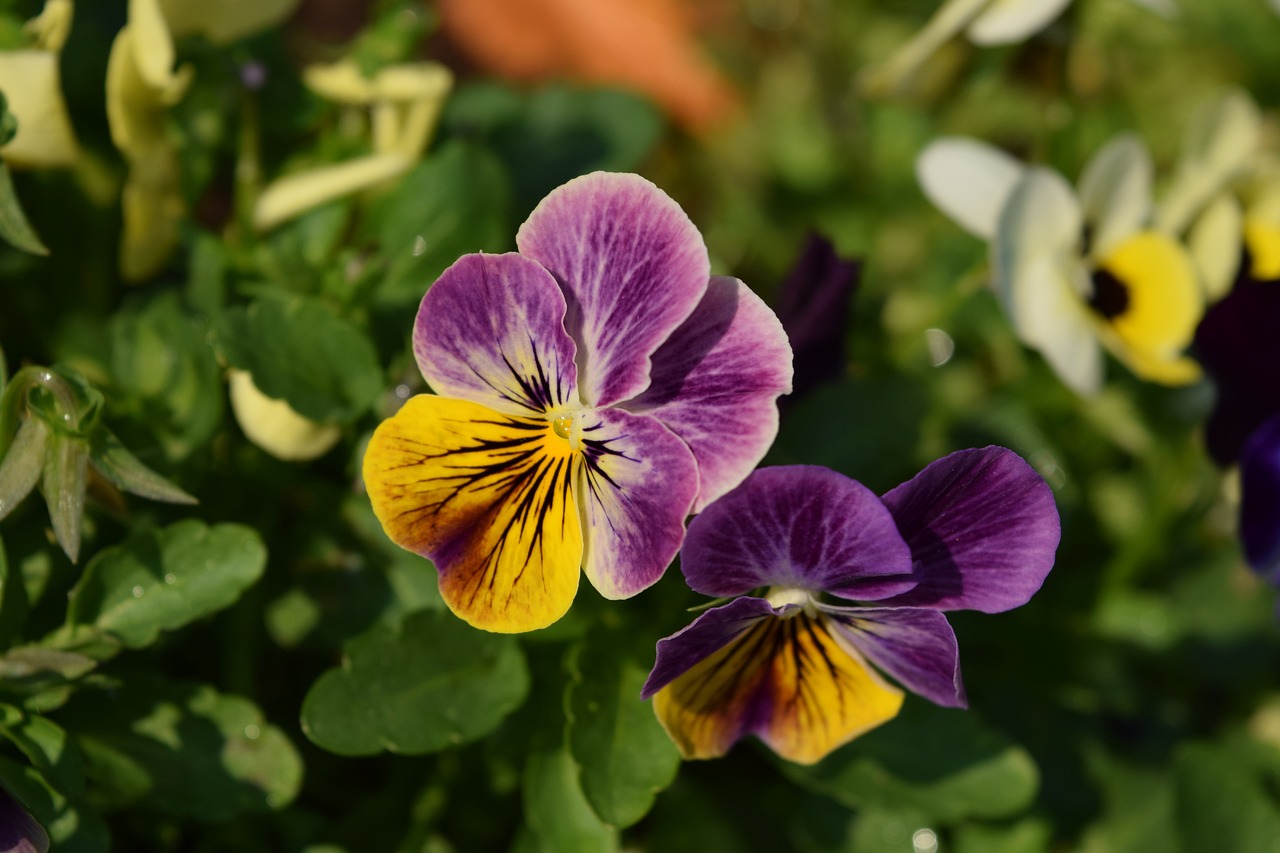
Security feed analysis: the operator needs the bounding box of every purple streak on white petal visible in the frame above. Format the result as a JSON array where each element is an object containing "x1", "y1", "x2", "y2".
[
  {"x1": 516, "y1": 172, "x2": 710, "y2": 408},
  {"x1": 624, "y1": 276, "x2": 793, "y2": 512},
  {"x1": 680, "y1": 465, "x2": 916, "y2": 600},
  {"x1": 822, "y1": 604, "x2": 966, "y2": 708},
  {"x1": 879, "y1": 447, "x2": 1060, "y2": 613},
  {"x1": 576, "y1": 407, "x2": 699, "y2": 600},
  {"x1": 414, "y1": 253, "x2": 578, "y2": 416},
  {"x1": 641, "y1": 596, "x2": 780, "y2": 698}
]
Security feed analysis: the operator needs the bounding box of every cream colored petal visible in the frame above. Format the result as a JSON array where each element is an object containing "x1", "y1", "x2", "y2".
[
  {"x1": 253, "y1": 153, "x2": 411, "y2": 231},
  {"x1": 993, "y1": 166, "x2": 1083, "y2": 318},
  {"x1": 1187, "y1": 192, "x2": 1243, "y2": 301},
  {"x1": 120, "y1": 150, "x2": 184, "y2": 281},
  {"x1": 1078, "y1": 133, "x2": 1152, "y2": 261},
  {"x1": 303, "y1": 59, "x2": 377, "y2": 104},
  {"x1": 1156, "y1": 90, "x2": 1262, "y2": 234},
  {"x1": 25, "y1": 0, "x2": 75, "y2": 52},
  {"x1": 228, "y1": 370, "x2": 342, "y2": 462},
  {"x1": 859, "y1": 0, "x2": 989, "y2": 96},
  {"x1": 0, "y1": 50, "x2": 77, "y2": 168},
  {"x1": 967, "y1": 0, "x2": 1073, "y2": 46},
  {"x1": 129, "y1": 0, "x2": 179, "y2": 94},
  {"x1": 159, "y1": 0, "x2": 298, "y2": 43},
  {"x1": 372, "y1": 63, "x2": 454, "y2": 101},
  {"x1": 917, "y1": 137, "x2": 1025, "y2": 240}
]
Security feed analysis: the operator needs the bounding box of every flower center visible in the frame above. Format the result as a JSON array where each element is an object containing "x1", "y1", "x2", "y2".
[
  {"x1": 765, "y1": 586, "x2": 817, "y2": 617},
  {"x1": 551, "y1": 414, "x2": 575, "y2": 440},
  {"x1": 1088, "y1": 268, "x2": 1130, "y2": 320}
]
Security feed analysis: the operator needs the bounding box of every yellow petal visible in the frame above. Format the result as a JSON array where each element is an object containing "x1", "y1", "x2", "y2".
[
  {"x1": 253, "y1": 153, "x2": 411, "y2": 231},
  {"x1": 1095, "y1": 231, "x2": 1204, "y2": 385},
  {"x1": 25, "y1": 0, "x2": 75, "y2": 52},
  {"x1": 128, "y1": 0, "x2": 191, "y2": 98},
  {"x1": 158, "y1": 0, "x2": 298, "y2": 44},
  {"x1": 654, "y1": 614, "x2": 904, "y2": 764},
  {"x1": 228, "y1": 370, "x2": 342, "y2": 462},
  {"x1": 303, "y1": 60, "x2": 378, "y2": 104},
  {"x1": 1245, "y1": 218, "x2": 1280, "y2": 281},
  {"x1": 0, "y1": 51, "x2": 78, "y2": 168},
  {"x1": 363, "y1": 395, "x2": 584, "y2": 633}
]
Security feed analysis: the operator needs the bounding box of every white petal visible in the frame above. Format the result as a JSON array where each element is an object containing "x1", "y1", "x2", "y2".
[
  {"x1": 1078, "y1": 133, "x2": 1152, "y2": 260},
  {"x1": 1013, "y1": 255, "x2": 1103, "y2": 394},
  {"x1": 967, "y1": 0, "x2": 1074, "y2": 45},
  {"x1": 1156, "y1": 89, "x2": 1262, "y2": 233},
  {"x1": 1187, "y1": 192, "x2": 1243, "y2": 302},
  {"x1": 992, "y1": 166, "x2": 1083, "y2": 318},
  {"x1": 253, "y1": 153, "x2": 411, "y2": 231},
  {"x1": 917, "y1": 137, "x2": 1025, "y2": 240}
]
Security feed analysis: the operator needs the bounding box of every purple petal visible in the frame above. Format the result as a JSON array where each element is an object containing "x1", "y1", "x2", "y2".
[
  {"x1": 1195, "y1": 276, "x2": 1280, "y2": 464},
  {"x1": 0, "y1": 787, "x2": 48, "y2": 853},
  {"x1": 680, "y1": 465, "x2": 916, "y2": 600},
  {"x1": 516, "y1": 172, "x2": 710, "y2": 407},
  {"x1": 641, "y1": 596, "x2": 778, "y2": 698},
  {"x1": 623, "y1": 276, "x2": 793, "y2": 512},
  {"x1": 878, "y1": 447, "x2": 1060, "y2": 613},
  {"x1": 414, "y1": 253, "x2": 578, "y2": 416},
  {"x1": 775, "y1": 233, "x2": 861, "y2": 403},
  {"x1": 822, "y1": 605, "x2": 966, "y2": 708},
  {"x1": 577, "y1": 407, "x2": 699, "y2": 599},
  {"x1": 1241, "y1": 413, "x2": 1280, "y2": 583}
]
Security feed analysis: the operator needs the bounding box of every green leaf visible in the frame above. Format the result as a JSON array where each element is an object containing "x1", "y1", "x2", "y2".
[
  {"x1": 782, "y1": 704, "x2": 1040, "y2": 823},
  {"x1": 216, "y1": 293, "x2": 382, "y2": 423},
  {"x1": 0, "y1": 414, "x2": 48, "y2": 523},
  {"x1": 39, "y1": 429, "x2": 87, "y2": 563},
  {"x1": 0, "y1": 756, "x2": 106, "y2": 853},
  {"x1": 0, "y1": 534, "x2": 26, "y2": 648},
  {"x1": 362, "y1": 141, "x2": 511, "y2": 304},
  {"x1": 1175, "y1": 737, "x2": 1280, "y2": 853},
  {"x1": 519, "y1": 748, "x2": 619, "y2": 853},
  {"x1": 67, "y1": 520, "x2": 266, "y2": 649},
  {"x1": 565, "y1": 631, "x2": 680, "y2": 828},
  {"x1": 0, "y1": 92, "x2": 16, "y2": 146},
  {"x1": 954, "y1": 818, "x2": 1052, "y2": 853},
  {"x1": 300, "y1": 608, "x2": 529, "y2": 756},
  {"x1": 57, "y1": 677, "x2": 303, "y2": 820},
  {"x1": 0, "y1": 703, "x2": 85, "y2": 796},
  {"x1": 87, "y1": 427, "x2": 196, "y2": 505},
  {"x1": 0, "y1": 161, "x2": 48, "y2": 256}
]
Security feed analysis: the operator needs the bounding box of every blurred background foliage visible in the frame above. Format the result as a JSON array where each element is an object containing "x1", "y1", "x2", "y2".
[{"x1": 0, "y1": 0, "x2": 1279, "y2": 850}]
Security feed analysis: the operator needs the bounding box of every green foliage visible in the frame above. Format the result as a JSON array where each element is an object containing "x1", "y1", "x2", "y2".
[{"x1": 300, "y1": 608, "x2": 530, "y2": 756}]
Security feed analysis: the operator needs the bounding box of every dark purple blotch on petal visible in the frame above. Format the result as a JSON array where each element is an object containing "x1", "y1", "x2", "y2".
[
  {"x1": 1241, "y1": 413, "x2": 1280, "y2": 584},
  {"x1": 679, "y1": 465, "x2": 916, "y2": 600},
  {"x1": 878, "y1": 447, "x2": 1060, "y2": 613},
  {"x1": 0, "y1": 787, "x2": 49, "y2": 853},
  {"x1": 823, "y1": 604, "x2": 966, "y2": 708},
  {"x1": 641, "y1": 596, "x2": 780, "y2": 698},
  {"x1": 776, "y1": 233, "x2": 861, "y2": 405},
  {"x1": 1195, "y1": 276, "x2": 1280, "y2": 465}
]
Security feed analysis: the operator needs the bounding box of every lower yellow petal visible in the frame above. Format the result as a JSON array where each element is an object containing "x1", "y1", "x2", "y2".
[
  {"x1": 654, "y1": 614, "x2": 903, "y2": 764},
  {"x1": 363, "y1": 395, "x2": 583, "y2": 633},
  {"x1": 1095, "y1": 231, "x2": 1204, "y2": 385}
]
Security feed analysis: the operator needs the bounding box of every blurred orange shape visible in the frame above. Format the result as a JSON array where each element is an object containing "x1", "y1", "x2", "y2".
[{"x1": 438, "y1": 0, "x2": 740, "y2": 133}]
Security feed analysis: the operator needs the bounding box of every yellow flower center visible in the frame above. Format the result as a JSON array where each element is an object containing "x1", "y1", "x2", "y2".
[{"x1": 550, "y1": 413, "x2": 576, "y2": 441}]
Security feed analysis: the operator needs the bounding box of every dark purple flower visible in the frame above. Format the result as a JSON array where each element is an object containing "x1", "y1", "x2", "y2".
[
  {"x1": 1241, "y1": 413, "x2": 1280, "y2": 583},
  {"x1": 0, "y1": 787, "x2": 48, "y2": 853},
  {"x1": 775, "y1": 233, "x2": 861, "y2": 403},
  {"x1": 642, "y1": 448, "x2": 1060, "y2": 764}
]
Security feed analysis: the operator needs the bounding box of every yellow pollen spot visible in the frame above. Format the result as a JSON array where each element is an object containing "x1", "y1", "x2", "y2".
[{"x1": 551, "y1": 414, "x2": 575, "y2": 440}]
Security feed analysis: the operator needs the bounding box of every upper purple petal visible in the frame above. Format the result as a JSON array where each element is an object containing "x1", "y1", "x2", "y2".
[
  {"x1": 1195, "y1": 276, "x2": 1280, "y2": 464},
  {"x1": 623, "y1": 276, "x2": 793, "y2": 512},
  {"x1": 640, "y1": 596, "x2": 779, "y2": 698},
  {"x1": 822, "y1": 604, "x2": 966, "y2": 708},
  {"x1": 1241, "y1": 413, "x2": 1280, "y2": 583},
  {"x1": 775, "y1": 233, "x2": 861, "y2": 403},
  {"x1": 680, "y1": 465, "x2": 917, "y2": 600},
  {"x1": 877, "y1": 447, "x2": 1060, "y2": 613},
  {"x1": 516, "y1": 172, "x2": 710, "y2": 408},
  {"x1": 413, "y1": 253, "x2": 578, "y2": 415}
]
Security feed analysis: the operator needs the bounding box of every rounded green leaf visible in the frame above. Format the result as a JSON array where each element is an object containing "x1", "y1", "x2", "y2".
[
  {"x1": 67, "y1": 520, "x2": 266, "y2": 649},
  {"x1": 782, "y1": 705, "x2": 1040, "y2": 822},
  {"x1": 565, "y1": 635, "x2": 680, "y2": 829},
  {"x1": 300, "y1": 608, "x2": 529, "y2": 756},
  {"x1": 519, "y1": 748, "x2": 618, "y2": 853}
]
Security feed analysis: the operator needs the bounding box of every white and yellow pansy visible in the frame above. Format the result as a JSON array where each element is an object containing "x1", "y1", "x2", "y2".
[{"x1": 918, "y1": 133, "x2": 1202, "y2": 394}]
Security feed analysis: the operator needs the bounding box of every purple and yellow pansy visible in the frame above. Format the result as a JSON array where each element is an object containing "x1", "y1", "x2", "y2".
[
  {"x1": 362, "y1": 172, "x2": 793, "y2": 633},
  {"x1": 642, "y1": 448, "x2": 1060, "y2": 764}
]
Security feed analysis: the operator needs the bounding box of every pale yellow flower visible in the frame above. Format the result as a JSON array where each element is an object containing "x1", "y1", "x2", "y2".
[
  {"x1": 228, "y1": 369, "x2": 342, "y2": 461},
  {"x1": 0, "y1": 0, "x2": 77, "y2": 169}
]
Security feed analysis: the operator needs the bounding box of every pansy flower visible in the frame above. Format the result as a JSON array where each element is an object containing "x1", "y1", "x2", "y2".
[
  {"x1": 918, "y1": 134, "x2": 1203, "y2": 394},
  {"x1": 363, "y1": 172, "x2": 793, "y2": 633},
  {"x1": 642, "y1": 449, "x2": 1059, "y2": 764}
]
